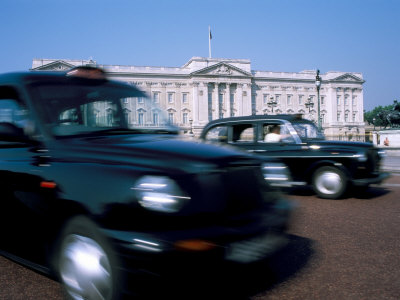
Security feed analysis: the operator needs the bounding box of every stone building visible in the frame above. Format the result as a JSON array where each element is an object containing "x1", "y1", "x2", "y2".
[{"x1": 31, "y1": 57, "x2": 365, "y2": 139}]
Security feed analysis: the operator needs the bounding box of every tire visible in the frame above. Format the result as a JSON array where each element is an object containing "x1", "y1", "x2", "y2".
[
  {"x1": 312, "y1": 166, "x2": 348, "y2": 199},
  {"x1": 56, "y1": 216, "x2": 121, "y2": 300}
]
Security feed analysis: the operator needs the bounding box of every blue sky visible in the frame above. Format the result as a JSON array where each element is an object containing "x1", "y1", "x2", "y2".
[{"x1": 1, "y1": 0, "x2": 399, "y2": 111}]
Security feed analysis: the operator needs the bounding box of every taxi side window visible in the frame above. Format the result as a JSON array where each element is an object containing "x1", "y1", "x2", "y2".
[
  {"x1": 0, "y1": 87, "x2": 33, "y2": 139},
  {"x1": 204, "y1": 125, "x2": 228, "y2": 143},
  {"x1": 231, "y1": 124, "x2": 254, "y2": 143},
  {"x1": 260, "y1": 122, "x2": 295, "y2": 143}
]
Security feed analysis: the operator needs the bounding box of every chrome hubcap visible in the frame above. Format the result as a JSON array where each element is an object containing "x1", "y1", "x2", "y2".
[
  {"x1": 59, "y1": 234, "x2": 112, "y2": 300},
  {"x1": 315, "y1": 171, "x2": 342, "y2": 195}
]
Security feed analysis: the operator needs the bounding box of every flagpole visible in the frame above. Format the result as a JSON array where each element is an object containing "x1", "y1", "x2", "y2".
[{"x1": 208, "y1": 26, "x2": 212, "y2": 58}]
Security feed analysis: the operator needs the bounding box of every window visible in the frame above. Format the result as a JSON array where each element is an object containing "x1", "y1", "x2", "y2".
[
  {"x1": 275, "y1": 95, "x2": 280, "y2": 104},
  {"x1": 204, "y1": 125, "x2": 228, "y2": 143},
  {"x1": 153, "y1": 112, "x2": 159, "y2": 125},
  {"x1": 0, "y1": 96, "x2": 32, "y2": 136},
  {"x1": 287, "y1": 95, "x2": 292, "y2": 105},
  {"x1": 352, "y1": 96, "x2": 357, "y2": 106},
  {"x1": 337, "y1": 96, "x2": 341, "y2": 105},
  {"x1": 182, "y1": 93, "x2": 188, "y2": 104},
  {"x1": 183, "y1": 112, "x2": 188, "y2": 124},
  {"x1": 168, "y1": 112, "x2": 174, "y2": 124},
  {"x1": 345, "y1": 95, "x2": 349, "y2": 106},
  {"x1": 124, "y1": 110, "x2": 131, "y2": 124},
  {"x1": 321, "y1": 96, "x2": 325, "y2": 105},
  {"x1": 138, "y1": 97, "x2": 144, "y2": 104},
  {"x1": 345, "y1": 112, "x2": 349, "y2": 122},
  {"x1": 299, "y1": 95, "x2": 303, "y2": 105},
  {"x1": 138, "y1": 112, "x2": 144, "y2": 125},
  {"x1": 337, "y1": 112, "x2": 341, "y2": 122},
  {"x1": 153, "y1": 92, "x2": 160, "y2": 103},
  {"x1": 123, "y1": 98, "x2": 129, "y2": 104},
  {"x1": 352, "y1": 113, "x2": 357, "y2": 122},
  {"x1": 231, "y1": 124, "x2": 254, "y2": 143},
  {"x1": 107, "y1": 109, "x2": 113, "y2": 126},
  {"x1": 321, "y1": 113, "x2": 325, "y2": 124},
  {"x1": 263, "y1": 94, "x2": 269, "y2": 105},
  {"x1": 168, "y1": 93, "x2": 174, "y2": 103},
  {"x1": 262, "y1": 123, "x2": 295, "y2": 143}
]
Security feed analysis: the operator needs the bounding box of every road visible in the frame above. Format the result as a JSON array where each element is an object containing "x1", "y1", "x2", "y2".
[{"x1": 1, "y1": 174, "x2": 399, "y2": 299}]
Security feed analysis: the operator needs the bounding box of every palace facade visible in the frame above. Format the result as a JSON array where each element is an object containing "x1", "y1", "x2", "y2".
[{"x1": 31, "y1": 57, "x2": 365, "y2": 139}]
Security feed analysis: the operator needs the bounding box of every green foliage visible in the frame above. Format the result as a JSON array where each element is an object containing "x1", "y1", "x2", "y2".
[{"x1": 364, "y1": 104, "x2": 395, "y2": 127}]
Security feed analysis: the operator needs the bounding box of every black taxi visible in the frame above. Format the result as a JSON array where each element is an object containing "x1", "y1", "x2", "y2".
[
  {"x1": 200, "y1": 114, "x2": 390, "y2": 199},
  {"x1": 0, "y1": 67, "x2": 291, "y2": 299}
]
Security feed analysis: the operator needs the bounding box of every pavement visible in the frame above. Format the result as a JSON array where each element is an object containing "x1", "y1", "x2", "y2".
[{"x1": 382, "y1": 154, "x2": 400, "y2": 173}]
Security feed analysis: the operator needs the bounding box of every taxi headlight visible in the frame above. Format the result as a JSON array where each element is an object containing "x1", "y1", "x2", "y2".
[
  {"x1": 132, "y1": 176, "x2": 190, "y2": 213},
  {"x1": 354, "y1": 153, "x2": 367, "y2": 162}
]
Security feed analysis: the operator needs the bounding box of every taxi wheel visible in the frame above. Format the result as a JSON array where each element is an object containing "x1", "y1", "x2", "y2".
[
  {"x1": 312, "y1": 166, "x2": 348, "y2": 199},
  {"x1": 56, "y1": 216, "x2": 121, "y2": 300}
]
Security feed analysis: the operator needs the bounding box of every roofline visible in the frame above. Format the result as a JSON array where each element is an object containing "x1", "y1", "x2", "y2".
[{"x1": 204, "y1": 114, "x2": 311, "y2": 126}]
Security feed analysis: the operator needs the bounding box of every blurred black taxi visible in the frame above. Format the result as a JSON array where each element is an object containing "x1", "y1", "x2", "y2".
[
  {"x1": 200, "y1": 115, "x2": 389, "y2": 199},
  {"x1": 0, "y1": 67, "x2": 291, "y2": 299}
]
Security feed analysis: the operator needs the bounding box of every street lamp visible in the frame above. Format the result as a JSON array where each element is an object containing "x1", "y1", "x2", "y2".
[
  {"x1": 315, "y1": 69, "x2": 322, "y2": 131},
  {"x1": 373, "y1": 117, "x2": 376, "y2": 131},
  {"x1": 189, "y1": 118, "x2": 193, "y2": 135},
  {"x1": 267, "y1": 96, "x2": 277, "y2": 114},
  {"x1": 305, "y1": 97, "x2": 314, "y2": 113}
]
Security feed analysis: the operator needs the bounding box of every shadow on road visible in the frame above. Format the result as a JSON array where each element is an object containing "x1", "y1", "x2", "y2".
[
  {"x1": 286, "y1": 185, "x2": 392, "y2": 200},
  {"x1": 137, "y1": 234, "x2": 315, "y2": 299},
  {"x1": 350, "y1": 186, "x2": 392, "y2": 200}
]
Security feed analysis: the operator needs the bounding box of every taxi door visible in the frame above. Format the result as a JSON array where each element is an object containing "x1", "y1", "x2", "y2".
[{"x1": 0, "y1": 87, "x2": 51, "y2": 264}]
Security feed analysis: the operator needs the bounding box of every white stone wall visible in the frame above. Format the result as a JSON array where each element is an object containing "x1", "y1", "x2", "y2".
[{"x1": 31, "y1": 57, "x2": 365, "y2": 138}]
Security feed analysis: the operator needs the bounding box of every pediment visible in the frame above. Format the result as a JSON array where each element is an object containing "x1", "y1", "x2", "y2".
[
  {"x1": 31, "y1": 60, "x2": 75, "y2": 71},
  {"x1": 191, "y1": 62, "x2": 252, "y2": 77},
  {"x1": 332, "y1": 73, "x2": 363, "y2": 82}
]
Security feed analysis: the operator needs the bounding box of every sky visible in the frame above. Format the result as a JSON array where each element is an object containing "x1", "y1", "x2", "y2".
[{"x1": 1, "y1": 0, "x2": 399, "y2": 111}]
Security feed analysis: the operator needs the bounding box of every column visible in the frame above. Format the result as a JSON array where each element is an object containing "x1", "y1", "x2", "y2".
[
  {"x1": 199, "y1": 82, "x2": 208, "y2": 125},
  {"x1": 175, "y1": 83, "x2": 181, "y2": 125},
  {"x1": 226, "y1": 83, "x2": 230, "y2": 117},
  {"x1": 161, "y1": 82, "x2": 168, "y2": 109},
  {"x1": 244, "y1": 83, "x2": 252, "y2": 116},
  {"x1": 236, "y1": 83, "x2": 243, "y2": 116},
  {"x1": 192, "y1": 82, "x2": 199, "y2": 125},
  {"x1": 213, "y1": 82, "x2": 219, "y2": 120}
]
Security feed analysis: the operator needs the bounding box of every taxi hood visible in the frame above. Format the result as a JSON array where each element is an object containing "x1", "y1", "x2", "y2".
[{"x1": 52, "y1": 134, "x2": 259, "y2": 172}]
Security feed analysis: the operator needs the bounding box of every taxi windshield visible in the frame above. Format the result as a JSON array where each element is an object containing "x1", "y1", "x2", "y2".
[{"x1": 30, "y1": 81, "x2": 173, "y2": 137}]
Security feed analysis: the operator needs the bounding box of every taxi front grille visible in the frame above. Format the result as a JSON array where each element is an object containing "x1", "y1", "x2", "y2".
[{"x1": 221, "y1": 165, "x2": 266, "y2": 213}]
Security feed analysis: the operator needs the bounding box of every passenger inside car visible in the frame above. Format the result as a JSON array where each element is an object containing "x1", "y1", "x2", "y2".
[{"x1": 264, "y1": 125, "x2": 281, "y2": 142}]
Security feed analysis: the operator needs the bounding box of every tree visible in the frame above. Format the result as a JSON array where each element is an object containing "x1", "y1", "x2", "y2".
[{"x1": 364, "y1": 104, "x2": 395, "y2": 128}]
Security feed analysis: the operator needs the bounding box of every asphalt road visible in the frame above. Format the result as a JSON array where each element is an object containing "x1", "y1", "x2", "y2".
[{"x1": 1, "y1": 174, "x2": 399, "y2": 299}]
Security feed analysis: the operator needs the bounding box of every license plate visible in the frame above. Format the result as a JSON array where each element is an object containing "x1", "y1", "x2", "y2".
[{"x1": 225, "y1": 233, "x2": 287, "y2": 263}]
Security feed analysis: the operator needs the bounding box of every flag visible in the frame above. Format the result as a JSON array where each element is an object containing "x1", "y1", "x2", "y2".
[{"x1": 209, "y1": 29, "x2": 212, "y2": 40}]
